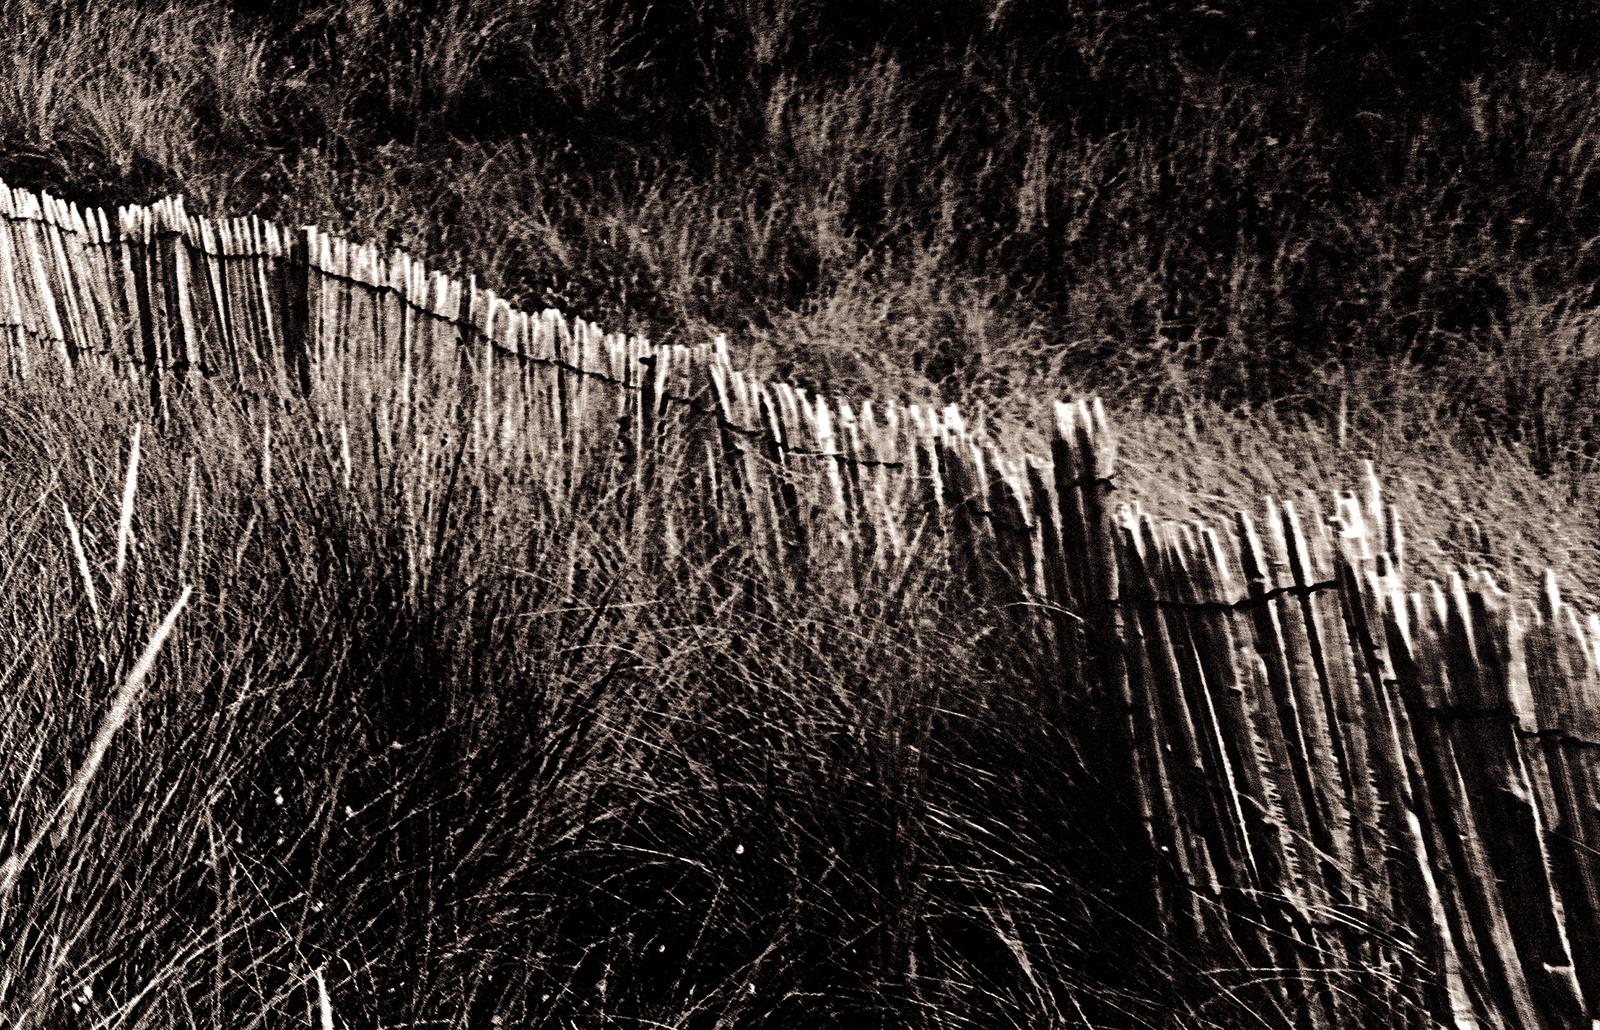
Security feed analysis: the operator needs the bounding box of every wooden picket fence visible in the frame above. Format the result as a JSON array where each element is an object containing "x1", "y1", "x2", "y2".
[{"x1": 4, "y1": 179, "x2": 1600, "y2": 1027}]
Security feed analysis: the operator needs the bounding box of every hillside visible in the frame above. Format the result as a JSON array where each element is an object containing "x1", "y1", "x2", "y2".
[
  {"x1": 3, "y1": 1, "x2": 1600, "y2": 1026},
  {"x1": 5, "y1": 0, "x2": 1599, "y2": 588}
]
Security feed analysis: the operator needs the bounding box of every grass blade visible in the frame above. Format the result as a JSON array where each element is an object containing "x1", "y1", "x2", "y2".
[
  {"x1": 0, "y1": 585, "x2": 193, "y2": 900},
  {"x1": 112, "y1": 422, "x2": 141, "y2": 599}
]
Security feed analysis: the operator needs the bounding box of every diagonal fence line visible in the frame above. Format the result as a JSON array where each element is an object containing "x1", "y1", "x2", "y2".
[{"x1": 5, "y1": 180, "x2": 1600, "y2": 1026}]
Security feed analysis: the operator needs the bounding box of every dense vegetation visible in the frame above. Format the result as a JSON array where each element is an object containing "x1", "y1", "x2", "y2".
[
  {"x1": 4, "y1": 1, "x2": 1600, "y2": 1025},
  {"x1": 0, "y1": 359, "x2": 1174, "y2": 1026},
  {"x1": 7, "y1": 0, "x2": 1600, "y2": 438}
]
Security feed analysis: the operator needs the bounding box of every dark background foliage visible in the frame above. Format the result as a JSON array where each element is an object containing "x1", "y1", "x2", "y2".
[{"x1": 8, "y1": 0, "x2": 1600, "y2": 449}]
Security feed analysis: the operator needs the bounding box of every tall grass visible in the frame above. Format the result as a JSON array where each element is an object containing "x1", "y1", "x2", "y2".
[
  {"x1": 0, "y1": 349, "x2": 1261, "y2": 1025},
  {"x1": 9, "y1": 0, "x2": 1600, "y2": 446},
  {"x1": 5, "y1": 2, "x2": 1600, "y2": 1024}
]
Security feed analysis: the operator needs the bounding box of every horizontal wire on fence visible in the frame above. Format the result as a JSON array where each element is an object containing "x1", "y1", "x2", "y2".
[
  {"x1": 1524, "y1": 726, "x2": 1600, "y2": 750},
  {"x1": 1432, "y1": 701, "x2": 1520, "y2": 722},
  {"x1": 1106, "y1": 577, "x2": 1341, "y2": 612},
  {"x1": 1058, "y1": 472, "x2": 1118, "y2": 490},
  {"x1": 0, "y1": 210, "x2": 94, "y2": 234}
]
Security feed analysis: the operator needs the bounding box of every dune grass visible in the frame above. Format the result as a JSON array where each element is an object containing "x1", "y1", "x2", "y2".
[
  {"x1": 0, "y1": 351, "x2": 1265, "y2": 1026},
  {"x1": 5, "y1": 0, "x2": 1600, "y2": 426},
  {"x1": 3, "y1": 1, "x2": 1600, "y2": 1025}
]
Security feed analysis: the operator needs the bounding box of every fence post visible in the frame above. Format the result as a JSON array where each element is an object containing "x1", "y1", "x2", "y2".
[
  {"x1": 285, "y1": 228, "x2": 314, "y2": 397},
  {"x1": 121, "y1": 208, "x2": 162, "y2": 421}
]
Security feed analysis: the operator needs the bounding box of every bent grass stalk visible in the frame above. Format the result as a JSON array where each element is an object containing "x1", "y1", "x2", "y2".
[
  {"x1": 112, "y1": 423, "x2": 141, "y2": 601},
  {"x1": 313, "y1": 966, "x2": 334, "y2": 1030},
  {"x1": 61, "y1": 501, "x2": 100, "y2": 622},
  {"x1": 0, "y1": 584, "x2": 192, "y2": 897}
]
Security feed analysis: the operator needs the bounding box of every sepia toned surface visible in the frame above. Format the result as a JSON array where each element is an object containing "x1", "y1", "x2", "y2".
[{"x1": 0, "y1": 178, "x2": 1597, "y2": 1024}]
